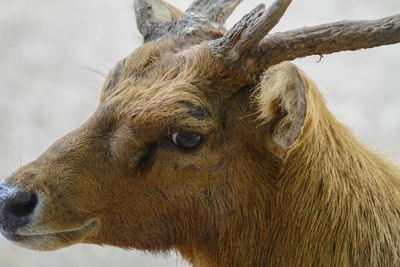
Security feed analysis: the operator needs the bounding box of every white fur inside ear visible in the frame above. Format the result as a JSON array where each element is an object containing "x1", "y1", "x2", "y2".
[
  {"x1": 148, "y1": 0, "x2": 172, "y2": 21},
  {"x1": 256, "y1": 62, "x2": 306, "y2": 149}
]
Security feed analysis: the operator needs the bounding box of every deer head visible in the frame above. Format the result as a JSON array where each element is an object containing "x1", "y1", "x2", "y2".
[{"x1": 0, "y1": 0, "x2": 399, "y2": 265}]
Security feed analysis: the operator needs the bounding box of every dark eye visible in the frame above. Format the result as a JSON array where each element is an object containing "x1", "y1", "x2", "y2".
[{"x1": 170, "y1": 132, "x2": 203, "y2": 150}]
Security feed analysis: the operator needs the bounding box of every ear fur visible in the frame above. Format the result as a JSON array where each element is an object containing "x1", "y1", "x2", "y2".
[{"x1": 256, "y1": 62, "x2": 307, "y2": 150}]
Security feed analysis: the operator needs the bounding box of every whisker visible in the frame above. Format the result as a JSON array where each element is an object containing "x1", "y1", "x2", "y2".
[
  {"x1": 18, "y1": 137, "x2": 23, "y2": 168},
  {"x1": 83, "y1": 82, "x2": 102, "y2": 98},
  {"x1": 83, "y1": 66, "x2": 108, "y2": 79}
]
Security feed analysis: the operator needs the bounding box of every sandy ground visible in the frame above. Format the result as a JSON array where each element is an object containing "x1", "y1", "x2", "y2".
[{"x1": 0, "y1": 0, "x2": 399, "y2": 266}]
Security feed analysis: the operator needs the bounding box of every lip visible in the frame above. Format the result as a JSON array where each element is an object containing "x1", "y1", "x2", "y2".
[{"x1": 0, "y1": 219, "x2": 99, "y2": 244}]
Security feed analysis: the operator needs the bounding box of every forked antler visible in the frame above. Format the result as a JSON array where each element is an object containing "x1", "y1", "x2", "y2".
[
  {"x1": 135, "y1": 0, "x2": 400, "y2": 79},
  {"x1": 209, "y1": 0, "x2": 400, "y2": 79},
  {"x1": 209, "y1": 0, "x2": 292, "y2": 65},
  {"x1": 134, "y1": 0, "x2": 243, "y2": 41}
]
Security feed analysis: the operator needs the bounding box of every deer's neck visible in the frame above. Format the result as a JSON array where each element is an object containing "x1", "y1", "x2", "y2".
[
  {"x1": 267, "y1": 108, "x2": 400, "y2": 266},
  {"x1": 178, "y1": 169, "x2": 276, "y2": 267},
  {"x1": 179, "y1": 204, "x2": 273, "y2": 267}
]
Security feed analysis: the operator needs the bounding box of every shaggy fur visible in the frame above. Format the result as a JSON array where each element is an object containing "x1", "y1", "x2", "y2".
[{"x1": 2, "y1": 19, "x2": 400, "y2": 267}]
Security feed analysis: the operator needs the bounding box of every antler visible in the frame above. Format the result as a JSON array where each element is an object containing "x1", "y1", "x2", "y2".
[
  {"x1": 209, "y1": 0, "x2": 400, "y2": 79},
  {"x1": 186, "y1": 0, "x2": 243, "y2": 25},
  {"x1": 134, "y1": 0, "x2": 400, "y2": 78},
  {"x1": 134, "y1": 0, "x2": 243, "y2": 42}
]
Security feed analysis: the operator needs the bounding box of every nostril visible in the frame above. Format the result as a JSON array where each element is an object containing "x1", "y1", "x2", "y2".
[
  {"x1": 0, "y1": 186, "x2": 38, "y2": 231},
  {"x1": 7, "y1": 193, "x2": 37, "y2": 218}
]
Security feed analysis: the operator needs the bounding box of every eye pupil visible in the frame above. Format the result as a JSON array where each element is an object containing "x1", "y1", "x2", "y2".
[{"x1": 170, "y1": 132, "x2": 203, "y2": 149}]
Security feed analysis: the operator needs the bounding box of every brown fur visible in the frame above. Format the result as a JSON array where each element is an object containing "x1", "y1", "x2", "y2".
[{"x1": 3, "y1": 34, "x2": 400, "y2": 266}]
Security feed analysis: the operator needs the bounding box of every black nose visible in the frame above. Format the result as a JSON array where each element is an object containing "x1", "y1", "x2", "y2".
[{"x1": 0, "y1": 183, "x2": 37, "y2": 232}]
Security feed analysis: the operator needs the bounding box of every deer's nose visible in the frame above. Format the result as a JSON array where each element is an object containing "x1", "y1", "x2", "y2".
[{"x1": 0, "y1": 182, "x2": 37, "y2": 232}]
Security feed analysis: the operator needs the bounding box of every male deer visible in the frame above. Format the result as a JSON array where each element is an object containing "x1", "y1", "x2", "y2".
[{"x1": 1, "y1": 0, "x2": 400, "y2": 266}]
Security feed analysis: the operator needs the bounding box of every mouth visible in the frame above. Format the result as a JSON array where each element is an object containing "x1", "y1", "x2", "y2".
[{"x1": 0, "y1": 219, "x2": 99, "y2": 250}]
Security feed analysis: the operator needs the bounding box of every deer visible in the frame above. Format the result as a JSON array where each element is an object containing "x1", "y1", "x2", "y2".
[{"x1": 0, "y1": 0, "x2": 400, "y2": 266}]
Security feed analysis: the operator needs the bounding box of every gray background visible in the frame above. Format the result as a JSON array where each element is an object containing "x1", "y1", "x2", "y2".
[{"x1": 0, "y1": 0, "x2": 399, "y2": 266}]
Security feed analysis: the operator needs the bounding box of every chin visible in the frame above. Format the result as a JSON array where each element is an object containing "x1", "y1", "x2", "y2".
[{"x1": 0, "y1": 219, "x2": 100, "y2": 251}]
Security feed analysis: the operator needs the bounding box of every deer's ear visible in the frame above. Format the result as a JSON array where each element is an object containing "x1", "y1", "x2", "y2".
[
  {"x1": 148, "y1": 0, "x2": 183, "y2": 21},
  {"x1": 256, "y1": 62, "x2": 307, "y2": 150}
]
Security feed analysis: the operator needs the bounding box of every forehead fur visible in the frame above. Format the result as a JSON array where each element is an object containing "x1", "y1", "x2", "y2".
[
  {"x1": 98, "y1": 41, "x2": 241, "y2": 134},
  {"x1": 101, "y1": 40, "x2": 248, "y2": 102}
]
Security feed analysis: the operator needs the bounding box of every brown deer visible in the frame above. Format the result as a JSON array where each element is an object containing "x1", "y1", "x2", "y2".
[{"x1": 1, "y1": 0, "x2": 400, "y2": 266}]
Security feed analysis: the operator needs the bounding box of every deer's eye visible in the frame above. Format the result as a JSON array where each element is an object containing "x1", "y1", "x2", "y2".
[{"x1": 170, "y1": 132, "x2": 203, "y2": 150}]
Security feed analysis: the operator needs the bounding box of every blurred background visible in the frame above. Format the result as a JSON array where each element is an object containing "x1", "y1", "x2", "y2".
[{"x1": 0, "y1": 0, "x2": 399, "y2": 266}]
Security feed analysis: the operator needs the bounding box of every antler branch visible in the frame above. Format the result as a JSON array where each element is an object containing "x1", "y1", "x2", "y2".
[
  {"x1": 134, "y1": 0, "x2": 167, "y2": 41},
  {"x1": 251, "y1": 14, "x2": 400, "y2": 76},
  {"x1": 134, "y1": 0, "x2": 244, "y2": 42},
  {"x1": 209, "y1": 0, "x2": 400, "y2": 80},
  {"x1": 186, "y1": 0, "x2": 243, "y2": 26},
  {"x1": 209, "y1": 0, "x2": 292, "y2": 61}
]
